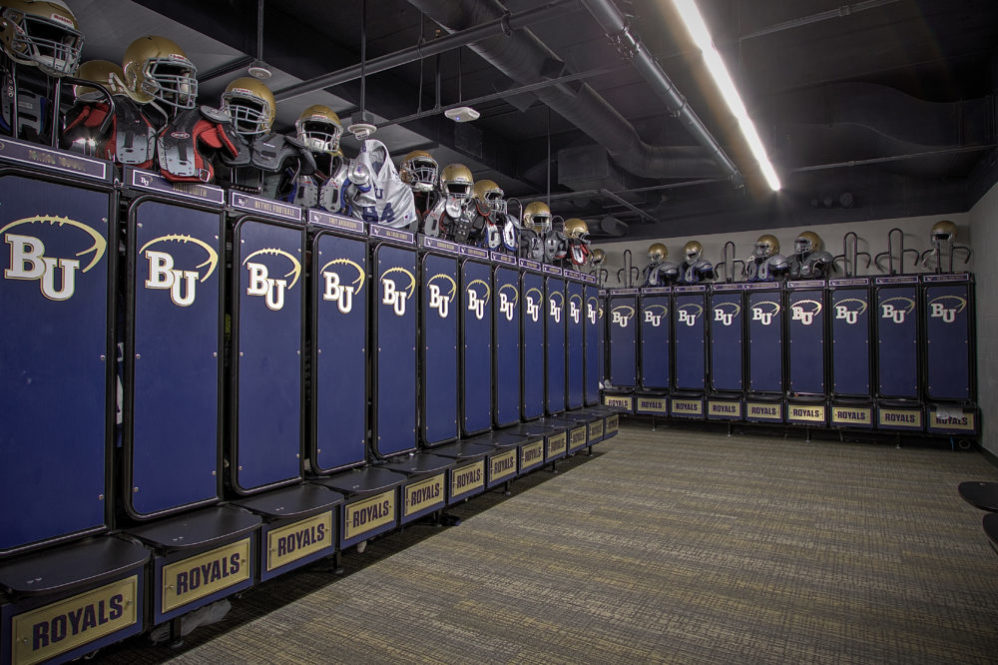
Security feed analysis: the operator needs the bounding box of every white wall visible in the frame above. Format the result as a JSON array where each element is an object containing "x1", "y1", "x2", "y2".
[
  {"x1": 970, "y1": 181, "x2": 998, "y2": 456},
  {"x1": 593, "y1": 213, "x2": 972, "y2": 287}
]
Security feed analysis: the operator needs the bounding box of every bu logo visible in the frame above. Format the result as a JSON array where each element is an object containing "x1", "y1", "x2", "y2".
[
  {"x1": 677, "y1": 305, "x2": 702, "y2": 327},
  {"x1": 380, "y1": 267, "x2": 415, "y2": 317},
  {"x1": 713, "y1": 303, "x2": 740, "y2": 327},
  {"x1": 790, "y1": 299, "x2": 822, "y2": 326},
  {"x1": 549, "y1": 292, "x2": 564, "y2": 324},
  {"x1": 243, "y1": 248, "x2": 301, "y2": 312},
  {"x1": 526, "y1": 296, "x2": 540, "y2": 322},
  {"x1": 498, "y1": 293, "x2": 515, "y2": 321},
  {"x1": 644, "y1": 311, "x2": 662, "y2": 327},
  {"x1": 611, "y1": 305, "x2": 634, "y2": 328},
  {"x1": 570, "y1": 299, "x2": 581, "y2": 325},
  {"x1": 928, "y1": 295, "x2": 966, "y2": 324},
  {"x1": 428, "y1": 284, "x2": 450, "y2": 318},
  {"x1": 751, "y1": 301, "x2": 780, "y2": 326},
  {"x1": 586, "y1": 301, "x2": 598, "y2": 325},
  {"x1": 2, "y1": 215, "x2": 106, "y2": 302},
  {"x1": 880, "y1": 297, "x2": 915, "y2": 324},
  {"x1": 142, "y1": 235, "x2": 219, "y2": 308},
  {"x1": 320, "y1": 259, "x2": 365, "y2": 315},
  {"x1": 466, "y1": 279, "x2": 491, "y2": 321},
  {"x1": 833, "y1": 298, "x2": 867, "y2": 326}
]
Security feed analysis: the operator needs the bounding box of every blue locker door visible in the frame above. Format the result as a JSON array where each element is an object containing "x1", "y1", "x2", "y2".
[
  {"x1": 422, "y1": 253, "x2": 459, "y2": 445},
  {"x1": 830, "y1": 287, "x2": 871, "y2": 397},
  {"x1": 608, "y1": 294, "x2": 638, "y2": 388},
  {"x1": 128, "y1": 201, "x2": 221, "y2": 517},
  {"x1": 747, "y1": 290, "x2": 783, "y2": 392},
  {"x1": 584, "y1": 285, "x2": 602, "y2": 405},
  {"x1": 233, "y1": 218, "x2": 303, "y2": 492},
  {"x1": 521, "y1": 271, "x2": 546, "y2": 419},
  {"x1": 546, "y1": 276, "x2": 567, "y2": 414},
  {"x1": 566, "y1": 280, "x2": 585, "y2": 409},
  {"x1": 313, "y1": 232, "x2": 369, "y2": 471},
  {"x1": 462, "y1": 260, "x2": 493, "y2": 435},
  {"x1": 0, "y1": 176, "x2": 111, "y2": 551},
  {"x1": 710, "y1": 290, "x2": 744, "y2": 392},
  {"x1": 639, "y1": 294, "x2": 670, "y2": 390},
  {"x1": 494, "y1": 266, "x2": 521, "y2": 425},
  {"x1": 374, "y1": 243, "x2": 418, "y2": 455},
  {"x1": 875, "y1": 284, "x2": 918, "y2": 398},
  {"x1": 924, "y1": 281, "x2": 973, "y2": 401},
  {"x1": 673, "y1": 292, "x2": 706, "y2": 390},
  {"x1": 787, "y1": 289, "x2": 826, "y2": 395}
]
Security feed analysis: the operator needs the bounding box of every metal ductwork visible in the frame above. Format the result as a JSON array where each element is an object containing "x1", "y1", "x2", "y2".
[{"x1": 407, "y1": 0, "x2": 739, "y2": 182}]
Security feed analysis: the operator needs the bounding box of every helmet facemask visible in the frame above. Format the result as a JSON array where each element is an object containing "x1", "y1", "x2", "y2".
[
  {"x1": 2, "y1": 6, "x2": 82, "y2": 76},
  {"x1": 484, "y1": 189, "x2": 506, "y2": 215},
  {"x1": 754, "y1": 240, "x2": 773, "y2": 259},
  {"x1": 794, "y1": 237, "x2": 813, "y2": 254},
  {"x1": 298, "y1": 119, "x2": 342, "y2": 154},
  {"x1": 445, "y1": 179, "x2": 471, "y2": 200},
  {"x1": 141, "y1": 57, "x2": 197, "y2": 109},
  {"x1": 685, "y1": 246, "x2": 701, "y2": 262},
  {"x1": 223, "y1": 89, "x2": 272, "y2": 137},
  {"x1": 407, "y1": 157, "x2": 437, "y2": 192}
]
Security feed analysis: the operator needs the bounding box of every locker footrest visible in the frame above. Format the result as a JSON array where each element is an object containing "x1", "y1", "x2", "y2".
[
  {"x1": 958, "y1": 482, "x2": 998, "y2": 512},
  {"x1": 314, "y1": 467, "x2": 406, "y2": 497},
  {"x1": 127, "y1": 505, "x2": 261, "y2": 553},
  {"x1": 463, "y1": 430, "x2": 525, "y2": 450},
  {"x1": 0, "y1": 535, "x2": 149, "y2": 597},
  {"x1": 417, "y1": 443, "x2": 490, "y2": 463},
  {"x1": 381, "y1": 453, "x2": 454, "y2": 479},
  {"x1": 231, "y1": 483, "x2": 344, "y2": 520}
]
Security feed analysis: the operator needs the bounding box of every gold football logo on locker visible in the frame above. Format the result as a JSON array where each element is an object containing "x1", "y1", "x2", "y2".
[
  {"x1": 141, "y1": 234, "x2": 219, "y2": 307},
  {"x1": 466, "y1": 279, "x2": 491, "y2": 321},
  {"x1": 498, "y1": 283, "x2": 518, "y2": 322},
  {"x1": 2, "y1": 215, "x2": 106, "y2": 302},
  {"x1": 380, "y1": 266, "x2": 416, "y2": 317},
  {"x1": 611, "y1": 304, "x2": 634, "y2": 328},
  {"x1": 320, "y1": 258, "x2": 365, "y2": 314},
  {"x1": 524, "y1": 287, "x2": 543, "y2": 323},
  {"x1": 426, "y1": 273, "x2": 457, "y2": 319},
  {"x1": 242, "y1": 248, "x2": 302, "y2": 312}
]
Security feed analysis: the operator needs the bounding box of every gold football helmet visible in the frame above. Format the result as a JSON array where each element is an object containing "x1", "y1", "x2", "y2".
[
  {"x1": 754, "y1": 234, "x2": 780, "y2": 259},
  {"x1": 590, "y1": 247, "x2": 606, "y2": 265},
  {"x1": 439, "y1": 163, "x2": 473, "y2": 198},
  {"x1": 648, "y1": 242, "x2": 668, "y2": 262},
  {"x1": 0, "y1": 0, "x2": 82, "y2": 77},
  {"x1": 400, "y1": 150, "x2": 437, "y2": 192},
  {"x1": 931, "y1": 220, "x2": 957, "y2": 243},
  {"x1": 295, "y1": 104, "x2": 342, "y2": 155},
  {"x1": 473, "y1": 179, "x2": 506, "y2": 214},
  {"x1": 222, "y1": 77, "x2": 276, "y2": 137},
  {"x1": 73, "y1": 59, "x2": 129, "y2": 102},
  {"x1": 683, "y1": 240, "x2": 703, "y2": 262},
  {"x1": 794, "y1": 231, "x2": 823, "y2": 254},
  {"x1": 122, "y1": 36, "x2": 197, "y2": 108},
  {"x1": 564, "y1": 218, "x2": 589, "y2": 240},
  {"x1": 523, "y1": 201, "x2": 552, "y2": 234}
]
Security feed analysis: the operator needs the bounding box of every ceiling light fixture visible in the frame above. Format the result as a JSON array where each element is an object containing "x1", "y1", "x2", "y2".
[{"x1": 671, "y1": 0, "x2": 781, "y2": 191}]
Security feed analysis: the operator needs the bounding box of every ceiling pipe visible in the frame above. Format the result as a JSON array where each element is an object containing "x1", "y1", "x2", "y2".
[
  {"x1": 578, "y1": 0, "x2": 741, "y2": 185},
  {"x1": 274, "y1": 0, "x2": 577, "y2": 102},
  {"x1": 409, "y1": 0, "x2": 731, "y2": 180}
]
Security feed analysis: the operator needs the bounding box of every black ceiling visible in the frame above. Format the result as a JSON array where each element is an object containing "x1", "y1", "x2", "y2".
[{"x1": 103, "y1": 0, "x2": 998, "y2": 238}]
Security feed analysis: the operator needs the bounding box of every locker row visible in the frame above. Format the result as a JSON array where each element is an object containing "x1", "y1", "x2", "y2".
[
  {"x1": 601, "y1": 275, "x2": 977, "y2": 435},
  {"x1": 0, "y1": 138, "x2": 617, "y2": 665}
]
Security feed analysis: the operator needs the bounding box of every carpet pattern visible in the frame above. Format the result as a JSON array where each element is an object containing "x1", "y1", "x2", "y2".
[{"x1": 99, "y1": 425, "x2": 998, "y2": 664}]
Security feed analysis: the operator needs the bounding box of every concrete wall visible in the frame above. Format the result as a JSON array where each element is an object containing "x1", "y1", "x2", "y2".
[
  {"x1": 592, "y1": 213, "x2": 971, "y2": 288},
  {"x1": 970, "y1": 181, "x2": 998, "y2": 455}
]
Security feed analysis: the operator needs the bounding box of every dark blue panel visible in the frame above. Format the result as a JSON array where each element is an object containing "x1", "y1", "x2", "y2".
[
  {"x1": 875, "y1": 286, "x2": 918, "y2": 398},
  {"x1": 0, "y1": 176, "x2": 109, "y2": 551},
  {"x1": 608, "y1": 295, "x2": 637, "y2": 388},
  {"x1": 314, "y1": 233, "x2": 369, "y2": 470},
  {"x1": 788, "y1": 290, "x2": 825, "y2": 395},
  {"x1": 521, "y1": 272, "x2": 545, "y2": 419},
  {"x1": 494, "y1": 267, "x2": 521, "y2": 425},
  {"x1": 375, "y1": 244, "x2": 418, "y2": 454},
  {"x1": 747, "y1": 291, "x2": 783, "y2": 393},
  {"x1": 422, "y1": 253, "x2": 459, "y2": 444},
  {"x1": 130, "y1": 201, "x2": 220, "y2": 516},
  {"x1": 673, "y1": 294, "x2": 706, "y2": 390},
  {"x1": 234, "y1": 220, "x2": 303, "y2": 491},
  {"x1": 546, "y1": 277, "x2": 567, "y2": 414},
  {"x1": 462, "y1": 260, "x2": 493, "y2": 434},
  {"x1": 831, "y1": 288, "x2": 871, "y2": 397},
  {"x1": 925, "y1": 283, "x2": 972, "y2": 401},
  {"x1": 584, "y1": 286, "x2": 601, "y2": 406},
  {"x1": 566, "y1": 280, "x2": 584, "y2": 409},
  {"x1": 639, "y1": 295, "x2": 670, "y2": 390},
  {"x1": 710, "y1": 292, "x2": 743, "y2": 392}
]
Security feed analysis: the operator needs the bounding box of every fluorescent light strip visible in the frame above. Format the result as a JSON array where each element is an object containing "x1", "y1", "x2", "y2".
[{"x1": 672, "y1": 0, "x2": 781, "y2": 191}]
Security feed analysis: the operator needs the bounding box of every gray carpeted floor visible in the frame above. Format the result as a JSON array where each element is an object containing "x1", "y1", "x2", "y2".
[{"x1": 99, "y1": 424, "x2": 998, "y2": 664}]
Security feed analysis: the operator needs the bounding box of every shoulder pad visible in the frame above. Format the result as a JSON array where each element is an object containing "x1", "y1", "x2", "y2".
[
  {"x1": 200, "y1": 105, "x2": 231, "y2": 123},
  {"x1": 284, "y1": 134, "x2": 307, "y2": 150}
]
